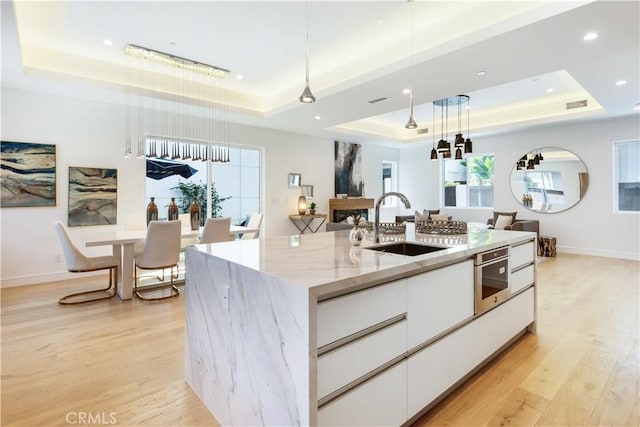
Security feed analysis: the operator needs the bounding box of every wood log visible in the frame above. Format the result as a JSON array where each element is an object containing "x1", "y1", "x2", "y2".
[{"x1": 537, "y1": 236, "x2": 557, "y2": 257}]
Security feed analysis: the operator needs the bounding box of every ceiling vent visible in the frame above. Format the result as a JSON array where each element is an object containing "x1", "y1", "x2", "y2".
[
  {"x1": 566, "y1": 100, "x2": 588, "y2": 110},
  {"x1": 368, "y1": 96, "x2": 391, "y2": 104},
  {"x1": 417, "y1": 127, "x2": 429, "y2": 135}
]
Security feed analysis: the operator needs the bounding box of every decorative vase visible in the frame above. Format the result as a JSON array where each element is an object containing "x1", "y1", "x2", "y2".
[
  {"x1": 190, "y1": 198, "x2": 200, "y2": 230},
  {"x1": 348, "y1": 224, "x2": 364, "y2": 246},
  {"x1": 168, "y1": 197, "x2": 179, "y2": 221},
  {"x1": 146, "y1": 197, "x2": 158, "y2": 225}
]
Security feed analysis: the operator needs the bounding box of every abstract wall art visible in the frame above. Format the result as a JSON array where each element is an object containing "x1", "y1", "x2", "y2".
[
  {"x1": 68, "y1": 167, "x2": 117, "y2": 226},
  {"x1": 1, "y1": 141, "x2": 57, "y2": 207},
  {"x1": 334, "y1": 140, "x2": 363, "y2": 197}
]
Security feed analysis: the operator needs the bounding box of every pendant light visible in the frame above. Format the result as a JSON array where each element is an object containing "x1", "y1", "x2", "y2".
[
  {"x1": 454, "y1": 96, "x2": 465, "y2": 148},
  {"x1": 404, "y1": 0, "x2": 417, "y2": 129},
  {"x1": 436, "y1": 100, "x2": 449, "y2": 153},
  {"x1": 464, "y1": 97, "x2": 473, "y2": 154},
  {"x1": 299, "y1": 1, "x2": 316, "y2": 103},
  {"x1": 430, "y1": 102, "x2": 438, "y2": 160}
]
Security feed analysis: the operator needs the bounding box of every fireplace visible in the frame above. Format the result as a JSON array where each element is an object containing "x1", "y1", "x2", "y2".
[{"x1": 329, "y1": 198, "x2": 374, "y2": 223}]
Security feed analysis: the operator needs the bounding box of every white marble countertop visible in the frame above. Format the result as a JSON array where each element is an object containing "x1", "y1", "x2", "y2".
[{"x1": 191, "y1": 225, "x2": 536, "y2": 299}]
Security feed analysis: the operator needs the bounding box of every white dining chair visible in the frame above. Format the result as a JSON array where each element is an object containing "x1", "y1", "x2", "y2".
[
  {"x1": 53, "y1": 221, "x2": 119, "y2": 305},
  {"x1": 200, "y1": 217, "x2": 234, "y2": 244},
  {"x1": 134, "y1": 220, "x2": 182, "y2": 301},
  {"x1": 241, "y1": 212, "x2": 264, "y2": 240}
]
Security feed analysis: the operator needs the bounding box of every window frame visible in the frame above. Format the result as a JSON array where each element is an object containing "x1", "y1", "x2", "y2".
[
  {"x1": 613, "y1": 139, "x2": 640, "y2": 214},
  {"x1": 440, "y1": 153, "x2": 495, "y2": 209}
]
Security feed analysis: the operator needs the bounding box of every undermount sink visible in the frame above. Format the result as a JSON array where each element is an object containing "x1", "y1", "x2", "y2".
[{"x1": 364, "y1": 242, "x2": 448, "y2": 256}]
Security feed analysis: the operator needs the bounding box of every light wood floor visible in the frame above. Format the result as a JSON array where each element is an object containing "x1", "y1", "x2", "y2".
[{"x1": 1, "y1": 253, "x2": 638, "y2": 426}]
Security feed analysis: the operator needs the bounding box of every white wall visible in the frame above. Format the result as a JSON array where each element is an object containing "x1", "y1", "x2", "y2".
[
  {"x1": 1, "y1": 87, "x2": 399, "y2": 286},
  {"x1": 400, "y1": 115, "x2": 640, "y2": 260}
]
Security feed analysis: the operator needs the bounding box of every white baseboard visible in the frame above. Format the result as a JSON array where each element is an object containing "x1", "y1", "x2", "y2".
[
  {"x1": 1, "y1": 270, "x2": 103, "y2": 288},
  {"x1": 558, "y1": 245, "x2": 640, "y2": 261}
]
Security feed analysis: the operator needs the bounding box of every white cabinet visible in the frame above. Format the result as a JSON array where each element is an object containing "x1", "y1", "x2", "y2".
[
  {"x1": 318, "y1": 360, "x2": 407, "y2": 426},
  {"x1": 511, "y1": 241, "x2": 535, "y2": 269},
  {"x1": 317, "y1": 279, "x2": 407, "y2": 348},
  {"x1": 511, "y1": 264, "x2": 534, "y2": 294},
  {"x1": 407, "y1": 260, "x2": 474, "y2": 349},
  {"x1": 318, "y1": 320, "x2": 406, "y2": 400},
  {"x1": 407, "y1": 288, "x2": 535, "y2": 418}
]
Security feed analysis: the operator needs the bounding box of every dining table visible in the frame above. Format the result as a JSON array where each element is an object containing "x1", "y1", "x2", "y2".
[{"x1": 84, "y1": 224, "x2": 258, "y2": 300}]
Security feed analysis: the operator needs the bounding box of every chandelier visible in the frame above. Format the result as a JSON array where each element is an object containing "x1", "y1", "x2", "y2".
[
  {"x1": 123, "y1": 44, "x2": 231, "y2": 162},
  {"x1": 430, "y1": 95, "x2": 473, "y2": 160}
]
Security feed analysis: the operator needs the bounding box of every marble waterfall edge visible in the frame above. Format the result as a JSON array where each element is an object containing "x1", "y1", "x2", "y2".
[{"x1": 184, "y1": 247, "x2": 312, "y2": 426}]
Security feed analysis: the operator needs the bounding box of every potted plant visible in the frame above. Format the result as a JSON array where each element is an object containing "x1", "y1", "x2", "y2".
[
  {"x1": 171, "y1": 180, "x2": 231, "y2": 226},
  {"x1": 309, "y1": 202, "x2": 317, "y2": 215}
]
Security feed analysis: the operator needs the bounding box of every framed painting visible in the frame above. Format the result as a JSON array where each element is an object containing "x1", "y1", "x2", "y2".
[
  {"x1": 1, "y1": 141, "x2": 56, "y2": 207},
  {"x1": 335, "y1": 140, "x2": 363, "y2": 197},
  {"x1": 68, "y1": 166, "x2": 117, "y2": 226},
  {"x1": 301, "y1": 184, "x2": 314, "y2": 198},
  {"x1": 288, "y1": 173, "x2": 301, "y2": 188}
]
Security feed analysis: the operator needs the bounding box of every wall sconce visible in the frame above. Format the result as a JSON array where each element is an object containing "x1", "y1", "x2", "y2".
[{"x1": 298, "y1": 196, "x2": 307, "y2": 215}]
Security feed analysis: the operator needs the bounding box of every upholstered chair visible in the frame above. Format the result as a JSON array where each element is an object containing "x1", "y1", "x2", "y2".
[
  {"x1": 134, "y1": 220, "x2": 181, "y2": 301},
  {"x1": 200, "y1": 217, "x2": 234, "y2": 244},
  {"x1": 53, "y1": 221, "x2": 119, "y2": 305},
  {"x1": 241, "y1": 212, "x2": 264, "y2": 240}
]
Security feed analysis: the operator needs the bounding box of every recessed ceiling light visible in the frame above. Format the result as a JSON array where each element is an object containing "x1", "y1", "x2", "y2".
[
  {"x1": 103, "y1": 39, "x2": 113, "y2": 46},
  {"x1": 377, "y1": 18, "x2": 383, "y2": 24},
  {"x1": 615, "y1": 80, "x2": 627, "y2": 86},
  {"x1": 633, "y1": 103, "x2": 640, "y2": 111},
  {"x1": 477, "y1": 71, "x2": 486, "y2": 76},
  {"x1": 546, "y1": 88, "x2": 554, "y2": 93},
  {"x1": 236, "y1": 74, "x2": 244, "y2": 80},
  {"x1": 583, "y1": 32, "x2": 598, "y2": 41},
  {"x1": 402, "y1": 88, "x2": 411, "y2": 95},
  {"x1": 314, "y1": 116, "x2": 321, "y2": 120}
]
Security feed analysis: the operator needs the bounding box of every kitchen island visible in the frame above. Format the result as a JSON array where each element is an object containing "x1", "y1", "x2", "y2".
[{"x1": 184, "y1": 227, "x2": 536, "y2": 426}]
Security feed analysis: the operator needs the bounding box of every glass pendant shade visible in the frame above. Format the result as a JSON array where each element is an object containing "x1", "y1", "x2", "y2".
[
  {"x1": 297, "y1": 196, "x2": 307, "y2": 215},
  {"x1": 430, "y1": 147, "x2": 438, "y2": 160},
  {"x1": 454, "y1": 133, "x2": 465, "y2": 148},
  {"x1": 455, "y1": 147, "x2": 462, "y2": 160},
  {"x1": 405, "y1": 95, "x2": 418, "y2": 129},
  {"x1": 436, "y1": 139, "x2": 449, "y2": 152},
  {"x1": 464, "y1": 138, "x2": 473, "y2": 154},
  {"x1": 299, "y1": 84, "x2": 315, "y2": 103}
]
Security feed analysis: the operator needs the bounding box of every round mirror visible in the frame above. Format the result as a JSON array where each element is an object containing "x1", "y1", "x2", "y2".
[{"x1": 510, "y1": 147, "x2": 589, "y2": 213}]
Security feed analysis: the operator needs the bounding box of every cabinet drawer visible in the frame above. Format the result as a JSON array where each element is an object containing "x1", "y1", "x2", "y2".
[
  {"x1": 318, "y1": 360, "x2": 407, "y2": 426},
  {"x1": 511, "y1": 241, "x2": 534, "y2": 269},
  {"x1": 317, "y1": 279, "x2": 407, "y2": 348},
  {"x1": 407, "y1": 260, "x2": 474, "y2": 349},
  {"x1": 511, "y1": 264, "x2": 534, "y2": 294},
  {"x1": 318, "y1": 319, "x2": 406, "y2": 400}
]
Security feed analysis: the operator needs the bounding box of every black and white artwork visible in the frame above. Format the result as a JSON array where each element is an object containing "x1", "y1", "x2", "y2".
[
  {"x1": 68, "y1": 167, "x2": 117, "y2": 226},
  {"x1": 1, "y1": 141, "x2": 56, "y2": 207},
  {"x1": 335, "y1": 140, "x2": 363, "y2": 197}
]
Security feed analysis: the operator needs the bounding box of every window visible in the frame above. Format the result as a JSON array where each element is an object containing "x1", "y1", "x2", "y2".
[
  {"x1": 382, "y1": 161, "x2": 397, "y2": 206},
  {"x1": 145, "y1": 138, "x2": 262, "y2": 225},
  {"x1": 614, "y1": 140, "x2": 640, "y2": 212},
  {"x1": 443, "y1": 155, "x2": 494, "y2": 208}
]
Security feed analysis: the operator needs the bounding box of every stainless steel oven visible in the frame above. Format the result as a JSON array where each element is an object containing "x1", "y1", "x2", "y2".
[{"x1": 474, "y1": 246, "x2": 510, "y2": 314}]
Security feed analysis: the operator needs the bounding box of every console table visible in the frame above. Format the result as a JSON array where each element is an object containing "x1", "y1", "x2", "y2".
[{"x1": 288, "y1": 214, "x2": 328, "y2": 234}]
